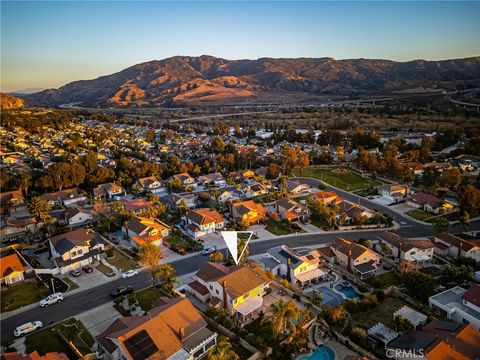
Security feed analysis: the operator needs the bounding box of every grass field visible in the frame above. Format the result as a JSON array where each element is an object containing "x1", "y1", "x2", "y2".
[
  {"x1": 351, "y1": 296, "x2": 405, "y2": 328},
  {"x1": 292, "y1": 167, "x2": 380, "y2": 191},
  {"x1": 265, "y1": 219, "x2": 292, "y2": 235},
  {"x1": 1, "y1": 281, "x2": 49, "y2": 313},
  {"x1": 105, "y1": 248, "x2": 137, "y2": 271},
  {"x1": 405, "y1": 209, "x2": 432, "y2": 221},
  {"x1": 25, "y1": 318, "x2": 94, "y2": 357}
]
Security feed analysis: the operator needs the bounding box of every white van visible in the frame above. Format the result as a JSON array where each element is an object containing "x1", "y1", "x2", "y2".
[
  {"x1": 14, "y1": 321, "x2": 43, "y2": 337},
  {"x1": 39, "y1": 293, "x2": 64, "y2": 307}
]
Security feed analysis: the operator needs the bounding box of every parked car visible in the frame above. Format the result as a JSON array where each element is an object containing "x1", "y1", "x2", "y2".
[
  {"x1": 39, "y1": 292, "x2": 64, "y2": 307},
  {"x1": 14, "y1": 321, "x2": 43, "y2": 337},
  {"x1": 110, "y1": 285, "x2": 133, "y2": 298},
  {"x1": 70, "y1": 269, "x2": 81, "y2": 277},
  {"x1": 82, "y1": 265, "x2": 93, "y2": 273},
  {"x1": 201, "y1": 245, "x2": 217, "y2": 256},
  {"x1": 122, "y1": 269, "x2": 138, "y2": 278}
]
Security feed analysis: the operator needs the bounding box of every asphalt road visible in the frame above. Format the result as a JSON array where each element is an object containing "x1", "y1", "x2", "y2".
[{"x1": 2, "y1": 177, "x2": 478, "y2": 341}]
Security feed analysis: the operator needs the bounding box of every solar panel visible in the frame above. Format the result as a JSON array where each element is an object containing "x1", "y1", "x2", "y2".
[{"x1": 124, "y1": 330, "x2": 158, "y2": 360}]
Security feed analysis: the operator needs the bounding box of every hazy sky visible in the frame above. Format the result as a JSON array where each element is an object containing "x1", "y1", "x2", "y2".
[{"x1": 1, "y1": 1, "x2": 479, "y2": 92}]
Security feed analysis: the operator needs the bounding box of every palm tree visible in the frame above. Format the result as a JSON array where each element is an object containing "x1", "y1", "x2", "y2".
[
  {"x1": 154, "y1": 263, "x2": 177, "y2": 292},
  {"x1": 262, "y1": 298, "x2": 300, "y2": 339},
  {"x1": 29, "y1": 196, "x2": 51, "y2": 220},
  {"x1": 207, "y1": 336, "x2": 239, "y2": 360}
]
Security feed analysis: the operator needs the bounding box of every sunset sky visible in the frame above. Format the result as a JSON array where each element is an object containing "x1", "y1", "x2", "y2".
[{"x1": 1, "y1": 1, "x2": 479, "y2": 92}]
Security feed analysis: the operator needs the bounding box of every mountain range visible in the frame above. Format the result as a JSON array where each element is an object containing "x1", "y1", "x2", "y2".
[
  {"x1": 1, "y1": 93, "x2": 24, "y2": 109},
  {"x1": 22, "y1": 55, "x2": 480, "y2": 107}
]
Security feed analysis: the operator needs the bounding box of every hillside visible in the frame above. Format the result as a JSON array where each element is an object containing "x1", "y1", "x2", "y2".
[
  {"x1": 24, "y1": 55, "x2": 480, "y2": 107},
  {"x1": 1, "y1": 93, "x2": 24, "y2": 109}
]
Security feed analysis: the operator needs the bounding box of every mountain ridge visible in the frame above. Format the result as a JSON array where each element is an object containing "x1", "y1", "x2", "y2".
[{"x1": 24, "y1": 55, "x2": 480, "y2": 107}]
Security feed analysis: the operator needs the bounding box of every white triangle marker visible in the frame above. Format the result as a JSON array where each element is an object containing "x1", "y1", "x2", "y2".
[{"x1": 220, "y1": 231, "x2": 253, "y2": 265}]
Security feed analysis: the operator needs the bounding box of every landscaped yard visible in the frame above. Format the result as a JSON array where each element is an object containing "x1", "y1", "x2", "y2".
[
  {"x1": 405, "y1": 209, "x2": 433, "y2": 221},
  {"x1": 105, "y1": 247, "x2": 137, "y2": 271},
  {"x1": 265, "y1": 219, "x2": 293, "y2": 235},
  {"x1": 366, "y1": 271, "x2": 402, "y2": 287},
  {"x1": 25, "y1": 318, "x2": 94, "y2": 358},
  {"x1": 115, "y1": 286, "x2": 166, "y2": 315},
  {"x1": 95, "y1": 262, "x2": 115, "y2": 276},
  {"x1": 351, "y1": 296, "x2": 405, "y2": 329},
  {"x1": 292, "y1": 167, "x2": 380, "y2": 191},
  {"x1": 167, "y1": 232, "x2": 199, "y2": 252},
  {"x1": 62, "y1": 277, "x2": 79, "y2": 291},
  {"x1": 1, "y1": 281, "x2": 49, "y2": 313}
]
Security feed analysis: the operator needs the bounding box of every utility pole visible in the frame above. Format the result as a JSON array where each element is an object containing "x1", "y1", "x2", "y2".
[{"x1": 51, "y1": 277, "x2": 55, "y2": 294}]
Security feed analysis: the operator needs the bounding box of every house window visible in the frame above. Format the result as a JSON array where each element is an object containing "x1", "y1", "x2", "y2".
[
  {"x1": 243, "y1": 293, "x2": 249, "y2": 300},
  {"x1": 210, "y1": 285, "x2": 213, "y2": 290},
  {"x1": 216, "y1": 289, "x2": 219, "y2": 295}
]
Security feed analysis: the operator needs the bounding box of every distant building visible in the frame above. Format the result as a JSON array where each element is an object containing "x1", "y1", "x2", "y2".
[
  {"x1": 42, "y1": 188, "x2": 87, "y2": 207},
  {"x1": 136, "y1": 176, "x2": 165, "y2": 194},
  {"x1": 93, "y1": 183, "x2": 125, "y2": 200},
  {"x1": 406, "y1": 192, "x2": 452, "y2": 214},
  {"x1": 433, "y1": 233, "x2": 480, "y2": 261},
  {"x1": 377, "y1": 231, "x2": 435, "y2": 266}
]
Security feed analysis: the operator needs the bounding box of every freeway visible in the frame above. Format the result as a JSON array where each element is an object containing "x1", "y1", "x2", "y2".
[{"x1": 2, "y1": 177, "x2": 478, "y2": 341}]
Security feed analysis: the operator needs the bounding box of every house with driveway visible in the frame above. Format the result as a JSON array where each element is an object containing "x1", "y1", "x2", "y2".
[
  {"x1": 330, "y1": 237, "x2": 382, "y2": 279},
  {"x1": 136, "y1": 176, "x2": 166, "y2": 194},
  {"x1": 0, "y1": 253, "x2": 25, "y2": 286},
  {"x1": 171, "y1": 172, "x2": 197, "y2": 190},
  {"x1": 198, "y1": 173, "x2": 226, "y2": 187},
  {"x1": 261, "y1": 245, "x2": 325, "y2": 287},
  {"x1": 187, "y1": 262, "x2": 271, "y2": 325},
  {"x1": 49, "y1": 228, "x2": 106, "y2": 274},
  {"x1": 93, "y1": 183, "x2": 126, "y2": 200},
  {"x1": 406, "y1": 192, "x2": 452, "y2": 214},
  {"x1": 96, "y1": 297, "x2": 217, "y2": 360},
  {"x1": 274, "y1": 197, "x2": 309, "y2": 223},
  {"x1": 432, "y1": 233, "x2": 480, "y2": 261},
  {"x1": 181, "y1": 208, "x2": 225, "y2": 239},
  {"x1": 42, "y1": 188, "x2": 87, "y2": 208},
  {"x1": 286, "y1": 180, "x2": 311, "y2": 195},
  {"x1": 123, "y1": 216, "x2": 171, "y2": 249},
  {"x1": 378, "y1": 184, "x2": 409, "y2": 202},
  {"x1": 231, "y1": 200, "x2": 266, "y2": 226},
  {"x1": 377, "y1": 231, "x2": 435, "y2": 266}
]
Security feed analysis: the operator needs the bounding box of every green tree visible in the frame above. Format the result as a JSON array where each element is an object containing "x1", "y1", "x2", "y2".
[
  {"x1": 154, "y1": 263, "x2": 177, "y2": 293},
  {"x1": 207, "y1": 336, "x2": 239, "y2": 360},
  {"x1": 139, "y1": 243, "x2": 163, "y2": 284},
  {"x1": 431, "y1": 216, "x2": 449, "y2": 235},
  {"x1": 29, "y1": 196, "x2": 51, "y2": 219},
  {"x1": 263, "y1": 298, "x2": 300, "y2": 339},
  {"x1": 210, "y1": 251, "x2": 224, "y2": 263}
]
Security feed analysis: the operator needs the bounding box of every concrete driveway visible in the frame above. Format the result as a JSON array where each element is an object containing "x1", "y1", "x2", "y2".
[
  {"x1": 76, "y1": 302, "x2": 122, "y2": 337},
  {"x1": 66, "y1": 268, "x2": 116, "y2": 289},
  {"x1": 248, "y1": 224, "x2": 275, "y2": 240}
]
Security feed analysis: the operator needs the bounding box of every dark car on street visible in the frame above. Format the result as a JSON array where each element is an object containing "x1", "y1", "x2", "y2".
[{"x1": 110, "y1": 285, "x2": 133, "y2": 298}]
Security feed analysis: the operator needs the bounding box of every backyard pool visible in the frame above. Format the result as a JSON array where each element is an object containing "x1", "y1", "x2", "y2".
[
  {"x1": 335, "y1": 284, "x2": 363, "y2": 299},
  {"x1": 298, "y1": 346, "x2": 335, "y2": 360}
]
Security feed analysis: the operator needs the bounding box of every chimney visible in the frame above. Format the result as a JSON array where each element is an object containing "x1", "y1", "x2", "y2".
[
  {"x1": 222, "y1": 280, "x2": 227, "y2": 309},
  {"x1": 287, "y1": 258, "x2": 292, "y2": 283},
  {"x1": 123, "y1": 220, "x2": 129, "y2": 240},
  {"x1": 179, "y1": 327, "x2": 185, "y2": 340},
  {"x1": 398, "y1": 240, "x2": 402, "y2": 260},
  {"x1": 348, "y1": 250, "x2": 352, "y2": 271}
]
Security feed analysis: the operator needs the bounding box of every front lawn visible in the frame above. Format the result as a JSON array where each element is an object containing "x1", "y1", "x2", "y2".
[
  {"x1": 292, "y1": 167, "x2": 380, "y2": 191},
  {"x1": 1, "y1": 281, "x2": 49, "y2": 313},
  {"x1": 25, "y1": 318, "x2": 94, "y2": 358},
  {"x1": 405, "y1": 209, "x2": 432, "y2": 221},
  {"x1": 105, "y1": 247, "x2": 137, "y2": 271},
  {"x1": 265, "y1": 219, "x2": 292, "y2": 236},
  {"x1": 115, "y1": 286, "x2": 166, "y2": 314},
  {"x1": 96, "y1": 262, "x2": 115, "y2": 276},
  {"x1": 62, "y1": 277, "x2": 79, "y2": 291},
  {"x1": 351, "y1": 296, "x2": 405, "y2": 329}
]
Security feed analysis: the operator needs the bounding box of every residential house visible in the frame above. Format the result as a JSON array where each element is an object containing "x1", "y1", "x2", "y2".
[
  {"x1": 216, "y1": 189, "x2": 242, "y2": 204},
  {"x1": 243, "y1": 184, "x2": 268, "y2": 199},
  {"x1": 429, "y1": 284, "x2": 480, "y2": 330},
  {"x1": 123, "y1": 216, "x2": 171, "y2": 249},
  {"x1": 336, "y1": 200, "x2": 375, "y2": 225},
  {"x1": 0, "y1": 190, "x2": 27, "y2": 214},
  {"x1": 49, "y1": 229, "x2": 105, "y2": 274},
  {"x1": 0, "y1": 253, "x2": 25, "y2": 285},
  {"x1": 330, "y1": 237, "x2": 382, "y2": 279},
  {"x1": 187, "y1": 262, "x2": 271, "y2": 324},
  {"x1": 231, "y1": 200, "x2": 266, "y2": 226},
  {"x1": 1, "y1": 351, "x2": 69, "y2": 360},
  {"x1": 0, "y1": 217, "x2": 39, "y2": 243},
  {"x1": 286, "y1": 180, "x2": 311, "y2": 195},
  {"x1": 433, "y1": 233, "x2": 480, "y2": 261},
  {"x1": 170, "y1": 193, "x2": 197, "y2": 209},
  {"x1": 406, "y1": 193, "x2": 452, "y2": 214},
  {"x1": 181, "y1": 208, "x2": 225, "y2": 239},
  {"x1": 136, "y1": 176, "x2": 166, "y2": 194},
  {"x1": 378, "y1": 184, "x2": 409, "y2": 202},
  {"x1": 229, "y1": 169, "x2": 255, "y2": 182},
  {"x1": 42, "y1": 189, "x2": 87, "y2": 207},
  {"x1": 95, "y1": 297, "x2": 217, "y2": 360},
  {"x1": 121, "y1": 198, "x2": 151, "y2": 215},
  {"x1": 261, "y1": 245, "x2": 325, "y2": 287},
  {"x1": 198, "y1": 173, "x2": 227, "y2": 187},
  {"x1": 172, "y1": 173, "x2": 197, "y2": 190},
  {"x1": 62, "y1": 207, "x2": 94, "y2": 228},
  {"x1": 274, "y1": 197, "x2": 309, "y2": 222},
  {"x1": 377, "y1": 231, "x2": 435, "y2": 266},
  {"x1": 93, "y1": 183, "x2": 125, "y2": 200},
  {"x1": 312, "y1": 191, "x2": 338, "y2": 205}
]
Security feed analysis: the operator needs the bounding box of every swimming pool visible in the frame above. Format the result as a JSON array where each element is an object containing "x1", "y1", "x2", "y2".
[
  {"x1": 298, "y1": 346, "x2": 335, "y2": 360},
  {"x1": 335, "y1": 284, "x2": 363, "y2": 299}
]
